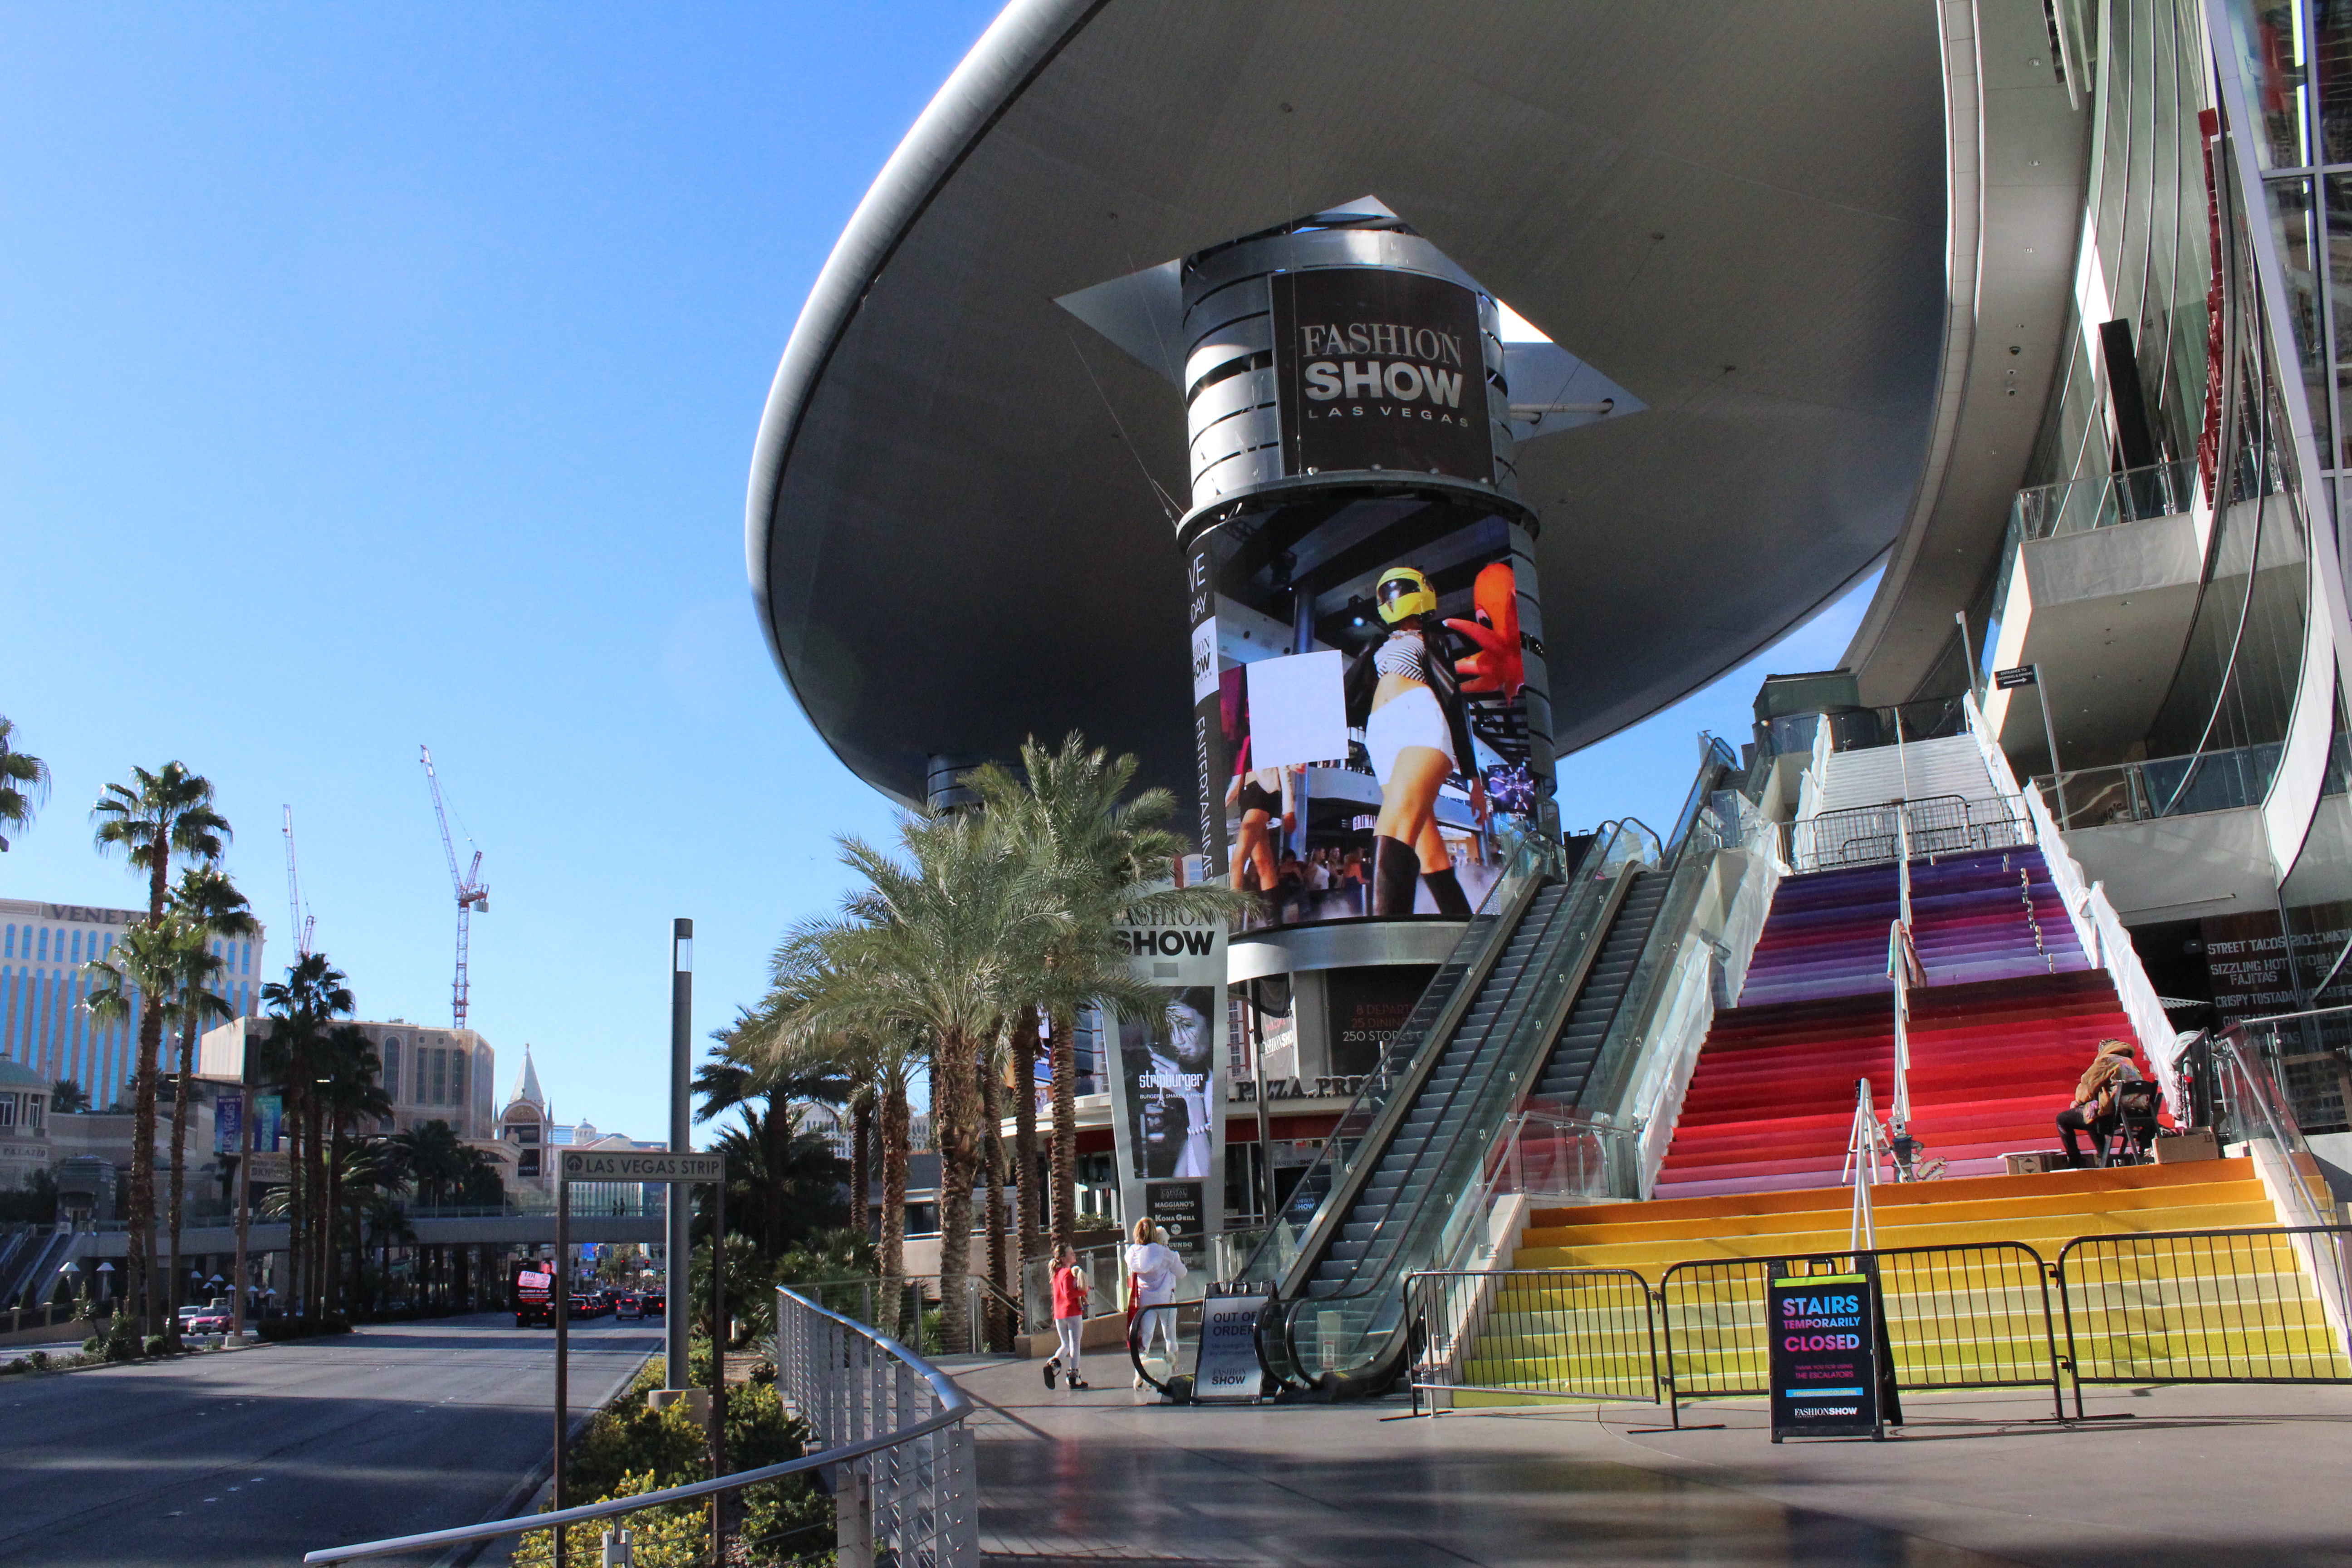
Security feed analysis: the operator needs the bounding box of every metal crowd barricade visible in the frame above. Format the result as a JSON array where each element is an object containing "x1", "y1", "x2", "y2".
[
  {"x1": 1659, "y1": 1244, "x2": 2064, "y2": 1425},
  {"x1": 300, "y1": 1286, "x2": 975, "y2": 1568},
  {"x1": 2056, "y1": 1226, "x2": 2352, "y2": 1416},
  {"x1": 1408, "y1": 1267, "x2": 1657, "y2": 1412},
  {"x1": 1657, "y1": 1259, "x2": 1773, "y2": 1425},
  {"x1": 1784, "y1": 794, "x2": 2032, "y2": 873},
  {"x1": 1872, "y1": 1242, "x2": 2064, "y2": 1419}
]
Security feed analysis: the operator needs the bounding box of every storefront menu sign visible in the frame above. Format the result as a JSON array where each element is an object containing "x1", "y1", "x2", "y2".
[
  {"x1": 1765, "y1": 1259, "x2": 1901, "y2": 1441},
  {"x1": 1270, "y1": 266, "x2": 1492, "y2": 484},
  {"x1": 1193, "y1": 1289, "x2": 1269, "y2": 1402}
]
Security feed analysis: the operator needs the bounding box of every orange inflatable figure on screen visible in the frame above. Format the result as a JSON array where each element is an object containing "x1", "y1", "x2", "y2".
[{"x1": 1445, "y1": 562, "x2": 1524, "y2": 699}]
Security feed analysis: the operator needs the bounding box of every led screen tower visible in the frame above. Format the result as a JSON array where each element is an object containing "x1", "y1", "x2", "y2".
[{"x1": 1064, "y1": 201, "x2": 1639, "y2": 935}]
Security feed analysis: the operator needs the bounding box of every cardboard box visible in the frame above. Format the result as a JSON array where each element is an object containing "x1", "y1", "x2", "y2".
[
  {"x1": 2155, "y1": 1127, "x2": 2220, "y2": 1164},
  {"x1": 2003, "y1": 1151, "x2": 2063, "y2": 1176}
]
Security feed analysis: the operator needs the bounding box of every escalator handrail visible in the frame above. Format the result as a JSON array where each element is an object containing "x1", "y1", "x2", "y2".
[
  {"x1": 1490, "y1": 859, "x2": 1646, "y2": 1121},
  {"x1": 1228, "y1": 824, "x2": 1599, "y2": 1299},
  {"x1": 1304, "y1": 871, "x2": 1607, "y2": 1301},
  {"x1": 1260, "y1": 825, "x2": 1651, "y2": 1390},
  {"x1": 1267, "y1": 848, "x2": 1556, "y2": 1306}
]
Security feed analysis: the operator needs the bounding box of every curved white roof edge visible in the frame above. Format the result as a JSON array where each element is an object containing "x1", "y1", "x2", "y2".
[{"x1": 744, "y1": 0, "x2": 1102, "y2": 740}]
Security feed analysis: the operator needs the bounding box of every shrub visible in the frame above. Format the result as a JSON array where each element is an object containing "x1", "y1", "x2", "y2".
[
  {"x1": 25, "y1": 1351, "x2": 49, "y2": 1372},
  {"x1": 511, "y1": 1350, "x2": 829, "y2": 1567}
]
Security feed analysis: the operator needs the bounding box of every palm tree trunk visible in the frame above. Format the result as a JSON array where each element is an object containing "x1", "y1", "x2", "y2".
[
  {"x1": 310, "y1": 1104, "x2": 329, "y2": 1318},
  {"x1": 851, "y1": 1093, "x2": 873, "y2": 1243},
  {"x1": 880, "y1": 1080, "x2": 909, "y2": 1338},
  {"x1": 167, "y1": 1016, "x2": 196, "y2": 1330},
  {"x1": 132, "y1": 835, "x2": 172, "y2": 1338},
  {"x1": 980, "y1": 1061, "x2": 1009, "y2": 1351},
  {"x1": 325, "y1": 1128, "x2": 345, "y2": 1318},
  {"x1": 1011, "y1": 1007, "x2": 1041, "y2": 1264},
  {"x1": 762, "y1": 1096, "x2": 787, "y2": 1258},
  {"x1": 932, "y1": 1029, "x2": 982, "y2": 1352},
  {"x1": 1048, "y1": 1006, "x2": 1078, "y2": 1256},
  {"x1": 128, "y1": 1004, "x2": 166, "y2": 1337}
]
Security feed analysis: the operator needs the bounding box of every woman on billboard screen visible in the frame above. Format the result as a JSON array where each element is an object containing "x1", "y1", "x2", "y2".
[{"x1": 1346, "y1": 564, "x2": 1486, "y2": 916}]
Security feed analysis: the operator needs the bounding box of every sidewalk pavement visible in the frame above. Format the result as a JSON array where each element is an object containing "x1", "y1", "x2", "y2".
[{"x1": 943, "y1": 1352, "x2": 2352, "y2": 1567}]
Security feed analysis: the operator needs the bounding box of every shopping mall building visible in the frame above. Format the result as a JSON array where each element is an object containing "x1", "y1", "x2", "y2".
[{"x1": 747, "y1": 0, "x2": 2352, "y2": 1394}]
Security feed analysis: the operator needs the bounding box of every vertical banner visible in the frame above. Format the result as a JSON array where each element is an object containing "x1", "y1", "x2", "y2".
[
  {"x1": 213, "y1": 1092, "x2": 244, "y2": 1156},
  {"x1": 1107, "y1": 897, "x2": 1226, "y2": 1269},
  {"x1": 251, "y1": 1093, "x2": 283, "y2": 1154}
]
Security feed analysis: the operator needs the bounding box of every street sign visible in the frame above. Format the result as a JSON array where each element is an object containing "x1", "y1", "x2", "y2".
[
  {"x1": 1765, "y1": 1257, "x2": 1901, "y2": 1441},
  {"x1": 1993, "y1": 665, "x2": 2038, "y2": 689},
  {"x1": 558, "y1": 1150, "x2": 723, "y2": 1183}
]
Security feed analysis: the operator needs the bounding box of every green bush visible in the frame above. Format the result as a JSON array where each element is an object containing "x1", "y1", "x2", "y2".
[{"x1": 512, "y1": 1349, "x2": 829, "y2": 1568}]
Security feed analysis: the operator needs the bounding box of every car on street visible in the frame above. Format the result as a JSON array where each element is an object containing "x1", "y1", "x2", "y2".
[
  {"x1": 642, "y1": 1290, "x2": 665, "y2": 1317},
  {"x1": 186, "y1": 1308, "x2": 233, "y2": 1334},
  {"x1": 615, "y1": 1293, "x2": 643, "y2": 1320}
]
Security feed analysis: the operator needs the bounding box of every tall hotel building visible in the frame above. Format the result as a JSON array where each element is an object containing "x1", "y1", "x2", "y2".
[{"x1": 0, "y1": 897, "x2": 266, "y2": 1109}]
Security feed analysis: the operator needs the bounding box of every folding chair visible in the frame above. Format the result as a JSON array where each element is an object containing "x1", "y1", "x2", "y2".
[{"x1": 2101, "y1": 1079, "x2": 2162, "y2": 1166}]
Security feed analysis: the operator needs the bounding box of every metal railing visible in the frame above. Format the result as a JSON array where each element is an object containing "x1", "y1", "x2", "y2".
[
  {"x1": 2057, "y1": 1228, "x2": 2352, "y2": 1413},
  {"x1": 301, "y1": 1285, "x2": 974, "y2": 1568},
  {"x1": 1407, "y1": 1267, "x2": 1657, "y2": 1411},
  {"x1": 2227, "y1": 1009, "x2": 2352, "y2": 1140},
  {"x1": 2029, "y1": 742, "x2": 2285, "y2": 830},
  {"x1": 1782, "y1": 793, "x2": 2031, "y2": 873},
  {"x1": 1587, "y1": 1242, "x2": 2069, "y2": 1425},
  {"x1": 2012, "y1": 459, "x2": 2196, "y2": 543}
]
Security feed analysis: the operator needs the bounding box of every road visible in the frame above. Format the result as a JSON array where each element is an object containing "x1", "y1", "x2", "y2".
[{"x1": 0, "y1": 1313, "x2": 661, "y2": 1568}]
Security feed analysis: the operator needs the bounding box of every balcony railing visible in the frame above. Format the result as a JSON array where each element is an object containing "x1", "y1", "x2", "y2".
[
  {"x1": 2028, "y1": 732, "x2": 2352, "y2": 830},
  {"x1": 1984, "y1": 460, "x2": 2197, "y2": 680},
  {"x1": 2011, "y1": 459, "x2": 2196, "y2": 544}
]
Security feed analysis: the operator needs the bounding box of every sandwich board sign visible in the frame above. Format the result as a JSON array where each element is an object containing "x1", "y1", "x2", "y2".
[
  {"x1": 1765, "y1": 1257, "x2": 1902, "y2": 1441},
  {"x1": 1191, "y1": 1289, "x2": 1269, "y2": 1402}
]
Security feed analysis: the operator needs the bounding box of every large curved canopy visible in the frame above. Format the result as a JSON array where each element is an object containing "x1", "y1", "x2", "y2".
[{"x1": 749, "y1": 0, "x2": 1948, "y2": 805}]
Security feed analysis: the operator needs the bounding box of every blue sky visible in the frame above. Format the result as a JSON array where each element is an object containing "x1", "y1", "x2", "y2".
[{"x1": 0, "y1": 4, "x2": 1878, "y2": 1141}]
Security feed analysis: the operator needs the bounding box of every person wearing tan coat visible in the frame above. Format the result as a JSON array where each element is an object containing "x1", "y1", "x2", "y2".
[{"x1": 2057, "y1": 1038, "x2": 2141, "y2": 1168}]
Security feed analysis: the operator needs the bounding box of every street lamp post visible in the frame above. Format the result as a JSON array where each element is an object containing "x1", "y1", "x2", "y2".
[{"x1": 665, "y1": 919, "x2": 691, "y2": 1392}]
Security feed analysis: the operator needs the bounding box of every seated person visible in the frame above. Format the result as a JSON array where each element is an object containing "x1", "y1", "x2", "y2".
[{"x1": 2057, "y1": 1038, "x2": 2142, "y2": 1168}]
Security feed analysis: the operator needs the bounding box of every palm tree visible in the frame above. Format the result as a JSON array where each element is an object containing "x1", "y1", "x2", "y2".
[
  {"x1": 970, "y1": 734, "x2": 1250, "y2": 1255},
  {"x1": 80, "y1": 921, "x2": 188, "y2": 1335},
  {"x1": 316, "y1": 1024, "x2": 391, "y2": 1317},
  {"x1": 89, "y1": 762, "x2": 230, "y2": 1335},
  {"x1": 0, "y1": 718, "x2": 50, "y2": 853},
  {"x1": 50, "y1": 1079, "x2": 90, "y2": 1115},
  {"x1": 743, "y1": 935, "x2": 928, "y2": 1336},
  {"x1": 257, "y1": 953, "x2": 355, "y2": 1319},
  {"x1": 696, "y1": 1020, "x2": 854, "y2": 1258},
  {"x1": 162, "y1": 865, "x2": 261, "y2": 1319}
]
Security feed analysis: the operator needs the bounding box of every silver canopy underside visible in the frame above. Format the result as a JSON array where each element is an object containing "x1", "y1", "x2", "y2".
[{"x1": 748, "y1": 0, "x2": 1947, "y2": 806}]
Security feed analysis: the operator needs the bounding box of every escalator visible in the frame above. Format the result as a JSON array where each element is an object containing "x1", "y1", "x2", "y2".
[
  {"x1": 1525, "y1": 870, "x2": 1671, "y2": 1108},
  {"x1": 1238, "y1": 744, "x2": 1749, "y2": 1397},
  {"x1": 1238, "y1": 822, "x2": 1658, "y2": 1395}
]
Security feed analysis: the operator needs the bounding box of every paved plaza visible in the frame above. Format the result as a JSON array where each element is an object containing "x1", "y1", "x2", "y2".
[{"x1": 950, "y1": 1354, "x2": 2352, "y2": 1567}]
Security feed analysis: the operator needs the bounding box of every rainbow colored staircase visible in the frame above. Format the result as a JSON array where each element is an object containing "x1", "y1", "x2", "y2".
[{"x1": 1654, "y1": 845, "x2": 2136, "y2": 1197}]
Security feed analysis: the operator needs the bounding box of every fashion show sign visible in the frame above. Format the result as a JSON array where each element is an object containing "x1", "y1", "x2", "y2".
[
  {"x1": 1765, "y1": 1258, "x2": 1900, "y2": 1441},
  {"x1": 1271, "y1": 266, "x2": 1493, "y2": 484}
]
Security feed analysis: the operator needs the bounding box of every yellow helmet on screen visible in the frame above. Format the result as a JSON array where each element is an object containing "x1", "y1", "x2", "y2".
[{"x1": 1375, "y1": 566, "x2": 1436, "y2": 623}]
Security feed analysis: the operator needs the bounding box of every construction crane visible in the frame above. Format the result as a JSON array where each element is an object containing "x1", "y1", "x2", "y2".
[
  {"x1": 281, "y1": 806, "x2": 317, "y2": 958},
  {"x1": 419, "y1": 745, "x2": 490, "y2": 1030}
]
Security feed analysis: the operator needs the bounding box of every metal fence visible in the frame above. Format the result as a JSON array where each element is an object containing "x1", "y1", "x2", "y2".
[
  {"x1": 1408, "y1": 1267, "x2": 1656, "y2": 1411},
  {"x1": 1656, "y1": 1259, "x2": 1772, "y2": 1419},
  {"x1": 1784, "y1": 794, "x2": 2032, "y2": 873},
  {"x1": 301, "y1": 1286, "x2": 975, "y2": 1568},
  {"x1": 2057, "y1": 1227, "x2": 2352, "y2": 1414},
  {"x1": 777, "y1": 1285, "x2": 978, "y2": 1568},
  {"x1": 1432, "y1": 1231, "x2": 2347, "y2": 1426}
]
